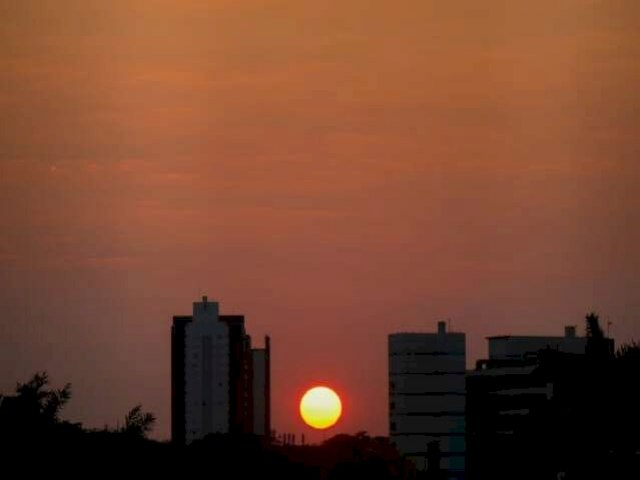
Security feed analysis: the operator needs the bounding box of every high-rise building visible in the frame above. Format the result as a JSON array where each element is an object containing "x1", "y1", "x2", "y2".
[
  {"x1": 171, "y1": 296, "x2": 270, "y2": 444},
  {"x1": 389, "y1": 321, "x2": 466, "y2": 479}
]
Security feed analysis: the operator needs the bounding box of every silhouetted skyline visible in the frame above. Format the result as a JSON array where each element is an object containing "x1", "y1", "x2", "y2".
[{"x1": 1, "y1": 0, "x2": 639, "y2": 442}]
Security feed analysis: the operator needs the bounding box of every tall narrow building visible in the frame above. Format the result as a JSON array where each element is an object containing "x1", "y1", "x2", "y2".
[
  {"x1": 171, "y1": 296, "x2": 270, "y2": 444},
  {"x1": 389, "y1": 321, "x2": 466, "y2": 479},
  {"x1": 251, "y1": 336, "x2": 271, "y2": 436}
]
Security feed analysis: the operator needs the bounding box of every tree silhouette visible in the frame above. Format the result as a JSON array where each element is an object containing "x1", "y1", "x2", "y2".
[
  {"x1": 122, "y1": 404, "x2": 156, "y2": 438},
  {"x1": 617, "y1": 340, "x2": 640, "y2": 361},
  {"x1": 585, "y1": 312, "x2": 604, "y2": 340},
  {"x1": 16, "y1": 371, "x2": 72, "y2": 423},
  {"x1": 3, "y1": 371, "x2": 71, "y2": 432},
  {"x1": 585, "y1": 312, "x2": 613, "y2": 360}
]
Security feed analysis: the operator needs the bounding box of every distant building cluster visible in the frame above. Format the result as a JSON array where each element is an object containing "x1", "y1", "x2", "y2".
[
  {"x1": 388, "y1": 322, "x2": 612, "y2": 479},
  {"x1": 171, "y1": 296, "x2": 270, "y2": 445},
  {"x1": 169, "y1": 297, "x2": 617, "y2": 477}
]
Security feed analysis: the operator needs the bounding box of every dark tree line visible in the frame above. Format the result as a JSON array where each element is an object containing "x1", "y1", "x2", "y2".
[
  {"x1": 0, "y1": 373, "x2": 413, "y2": 479},
  {"x1": 0, "y1": 371, "x2": 155, "y2": 440},
  {"x1": 0, "y1": 371, "x2": 163, "y2": 475}
]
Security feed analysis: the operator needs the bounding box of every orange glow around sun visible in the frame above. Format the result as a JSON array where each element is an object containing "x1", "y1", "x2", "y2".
[{"x1": 299, "y1": 386, "x2": 342, "y2": 430}]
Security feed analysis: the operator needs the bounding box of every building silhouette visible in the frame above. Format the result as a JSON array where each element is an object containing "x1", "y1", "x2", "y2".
[
  {"x1": 466, "y1": 325, "x2": 613, "y2": 479},
  {"x1": 251, "y1": 336, "x2": 270, "y2": 436},
  {"x1": 171, "y1": 296, "x2": 270, "y2": 444},
  {"x1": 485, "y1": 325, "x2": 587, "y2": 361},
  {"x1": 389, "y1": 321, "x2": 466, "y2": 479}
]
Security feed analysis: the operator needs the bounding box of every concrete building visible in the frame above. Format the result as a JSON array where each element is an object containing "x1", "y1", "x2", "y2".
[
  {"x1": 389, "y1": 321, "x2": 466, "y2": 479},
  {"x1": 171, "y1": 296, "x2": 270, "y2": 444}
]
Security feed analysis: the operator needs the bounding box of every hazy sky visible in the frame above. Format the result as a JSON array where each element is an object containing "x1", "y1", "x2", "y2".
[{"x1": 1, "y1": 0, "x2": 639, "y2": 441}]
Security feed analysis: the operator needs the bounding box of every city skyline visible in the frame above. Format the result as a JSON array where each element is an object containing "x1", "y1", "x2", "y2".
[
  {"x1": 0, "y1": 297, "x2": 627, "y2": 444},
  {"x1": 1, "y1": 0, "x2": 639, "y2": 443}
]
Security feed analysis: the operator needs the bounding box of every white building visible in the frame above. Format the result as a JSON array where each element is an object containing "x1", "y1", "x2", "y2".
[
  {"x1": 389, "y1": 321, "x2": 466, "y2": 478},
  {"x1": 171, "y1": 297, "x2": 270, "y2": 444},
  {"x1": 183, "y1": 299, "x2": 229, "y2": 443}
]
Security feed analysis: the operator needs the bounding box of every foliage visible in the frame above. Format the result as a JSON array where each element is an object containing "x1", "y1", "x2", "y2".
[
  {"x1": 122, "y1": 404, "x2": 156, "y2": 438},
  {"x1": 15, "y1": 371, "x2": 72, "y2": 424},
  {"x1": 585, "y1": 312, "x2": 604, "y2": 340}
]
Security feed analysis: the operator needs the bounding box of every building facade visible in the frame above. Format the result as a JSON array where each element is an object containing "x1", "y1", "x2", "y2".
[
  {"x1": 389, "y1": 321, "x2": 466, "y2": 478},
  {"x1": 171, "y1": 296, "x2": 270, "y2": 444}
]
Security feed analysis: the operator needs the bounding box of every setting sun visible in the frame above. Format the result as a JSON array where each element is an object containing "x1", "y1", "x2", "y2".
[{"x1": 299, "y1": 386, "x2": 343, "y2": 430}]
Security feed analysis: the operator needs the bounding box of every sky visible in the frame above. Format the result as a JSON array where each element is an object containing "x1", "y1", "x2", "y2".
[{"x1": 1, "y1": 0, "x2": 639, "y2": 441}]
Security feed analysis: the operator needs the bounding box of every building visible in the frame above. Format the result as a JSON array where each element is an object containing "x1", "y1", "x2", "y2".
[
  {"x1": 251, "y1": 336, "x2": 271, "y2": 436},
  {"x1": 389, "y1": 321, "x2": 466, "y2": 479},
  {"x1": 171, "y1": 296, "x2": 270, "y2": 444},
  {"x1": 466, "y1": 325, "x2": 611, "y2": 479},
  {"x1": 486, "y1": 326, "x2": 587, "y2": 361}
]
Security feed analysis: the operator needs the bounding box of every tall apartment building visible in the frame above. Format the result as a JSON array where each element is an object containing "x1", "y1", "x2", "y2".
[
  {"x1": 171, "y1": 296, "x2": 270, "y2": 444},
  {"x1": 389, "y1": 321, "x2": 466, "y2": 479}
]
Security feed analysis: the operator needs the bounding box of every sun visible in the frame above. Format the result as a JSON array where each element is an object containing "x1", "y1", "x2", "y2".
[{"x1": 299, "y1": 386, "x2": 342, "y2": 430}]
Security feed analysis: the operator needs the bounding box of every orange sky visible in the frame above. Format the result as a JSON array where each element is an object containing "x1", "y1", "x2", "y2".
[{"x1": 1, "y1": 0, "x2": 639, "y2": 441}]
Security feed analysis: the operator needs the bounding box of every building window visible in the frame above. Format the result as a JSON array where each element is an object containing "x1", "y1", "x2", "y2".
[{"x1": 390, "y1": 422, "x2": 396, "y2": 432}]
